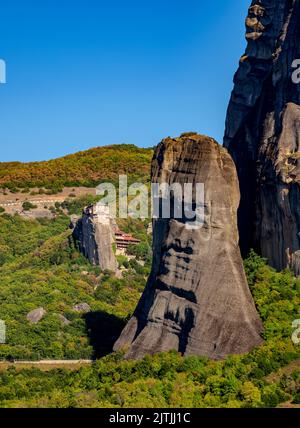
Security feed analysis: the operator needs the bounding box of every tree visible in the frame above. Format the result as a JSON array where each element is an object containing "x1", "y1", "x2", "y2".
[{"x1": 22, "y1": 201, "x2": 37, "y2": 211}]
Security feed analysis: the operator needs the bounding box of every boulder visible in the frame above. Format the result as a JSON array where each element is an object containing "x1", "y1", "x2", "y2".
[
  {"x1": 73, "y1": 303, "x2": 91, "y2": 313},
  {"x1": 58, "y1": 314, "x2": 71, "y2": 326}
]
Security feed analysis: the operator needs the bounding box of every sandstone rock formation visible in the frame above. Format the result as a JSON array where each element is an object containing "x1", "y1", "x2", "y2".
[
  {"x1": 58, "y1": 314, "x2": 71, "y2": 326},
  {"x1": 27, "y1": 308, "x2": 46, "y2": 324},
  {"x1": 224, "y1": 0, "x2": 300, "y2": 271},
  {"x1": 114, "y1": 134, "x2": 263, "y2": 359},
  {"x1": 72, "y1": 203, "x2": 117, "y2": 272}
]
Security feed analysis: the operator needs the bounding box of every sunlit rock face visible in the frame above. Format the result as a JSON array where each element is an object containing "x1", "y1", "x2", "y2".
[
  {"x1": 224, "y1": 0, "x2": 300, "y2": 272},
  {"x1": 114, "y1": 134, "x2": 263, "y2": 360}
]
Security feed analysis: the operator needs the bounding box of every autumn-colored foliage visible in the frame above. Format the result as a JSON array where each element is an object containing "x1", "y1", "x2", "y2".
[{"x1": 0, "y1": 145, "x2": 153, "y2": 190}]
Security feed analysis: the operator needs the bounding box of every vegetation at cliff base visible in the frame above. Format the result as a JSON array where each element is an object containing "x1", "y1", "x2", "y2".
[
  {"x1": 0, "y1": 212, "x2": 299, "y2": 407},
  {"x1": 0, "y1": 213, "x2": 150, "y2": 361}
]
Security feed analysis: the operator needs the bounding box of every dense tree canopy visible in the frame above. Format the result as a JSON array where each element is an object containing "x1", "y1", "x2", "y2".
[
  {"x1": 0, "y1": 209, "x2": 299, "y2": 408},
  {"x1": 0, "y1": 145, "x2": 153, "y2": 192}
]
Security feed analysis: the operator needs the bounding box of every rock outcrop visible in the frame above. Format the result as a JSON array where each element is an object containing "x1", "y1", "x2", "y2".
[
  {"x1": 58, "y1": 314, "x2": 71, "y2": 326},
  {"x1": 27, "y1": 308, "x2": 46, "y2": 324},
  {"x1": 73, "y1": 303, "x2": 91, "y2": 313},
  {"x1": 224, "y1": 0, "x2": 300, "y2": 271},
  {"x1": 114, "y1": 134, "x2": 263, "y2": 359},
  {"x1": 72, "y1": 203, "x2": 117, "y2": 272}
]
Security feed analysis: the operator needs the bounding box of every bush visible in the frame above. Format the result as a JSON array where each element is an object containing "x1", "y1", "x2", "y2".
[
  {"x1": 22, "y1": 202, "x2": 37, "y2": 211},
  {"x1": 127, "y1": 242, "x2": 151, "y2": 261},
  {"x1": 292, "y1": 392, "x2": 300, "y2": 404},
  {"x1": 117, "y1": 255, "x2": 129, "y2": 269}
]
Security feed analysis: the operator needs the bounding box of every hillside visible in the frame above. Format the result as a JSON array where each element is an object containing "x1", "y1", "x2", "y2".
[
  {"x1": 0, "y1": 145, "x2": 153, "y2": 192},
  {"x1": 0, "y1": 211, "x2": 299, "y2": 407},
  {"x1": 0, "y1": 145, "x2": 299, "y2": 406},
  {"x1": 0, "y1": 211, "x2": 152, "y2": 361}
]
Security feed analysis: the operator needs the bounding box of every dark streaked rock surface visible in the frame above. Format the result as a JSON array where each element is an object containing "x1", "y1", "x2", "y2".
[
  {"x1": 224, "y1": 0, "x2": 300, "y2": 272},
  {"x1": 114, "y1": 134, "x2": 263, "y2": 359}
]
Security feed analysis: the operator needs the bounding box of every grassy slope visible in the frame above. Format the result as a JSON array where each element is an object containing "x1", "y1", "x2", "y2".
[{"x1": 0, "y1": 144, "x2": 153, "y2": 190}]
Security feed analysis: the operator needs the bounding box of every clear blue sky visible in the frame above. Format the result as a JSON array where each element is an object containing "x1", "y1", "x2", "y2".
[{"x1": 0, "y1": 0, "x2": 248, "y2": 162}]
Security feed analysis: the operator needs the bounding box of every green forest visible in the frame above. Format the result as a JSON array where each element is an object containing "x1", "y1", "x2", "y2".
[{"x1": 0, "y1": 205, "x2": 300, "y2": 408}]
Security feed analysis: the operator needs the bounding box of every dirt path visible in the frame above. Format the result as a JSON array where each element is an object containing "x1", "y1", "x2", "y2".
[
  {"x1": 0, "y1": 360, "x2": 94, "y2": 372},
  {"x1": 0, "y1": 199, "x2": 66, "y2": 207},
  {"x1": 0, "y1": 187, "x2": 96, "y2": 205},
  {"x1": 0, "y1": 187, "x2": 96, "y2": 217},
  {"x1": 265, "y1": 359, "x2": 300, "y2": 384},
  {"x1": 264, "y1": 359, "x2": 300, "y2": 408}
]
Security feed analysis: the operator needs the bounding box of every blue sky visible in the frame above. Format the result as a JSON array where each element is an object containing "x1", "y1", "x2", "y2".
[{"x1": 0, "y1": 1, "x2": 248, "y2": 162}]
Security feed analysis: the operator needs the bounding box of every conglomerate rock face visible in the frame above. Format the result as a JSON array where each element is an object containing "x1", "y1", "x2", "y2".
[
  {"x1": 114, "y1": 134, "x2": 263, "y2": 359},
  {"x1": 224, "y1": 0, "x2": 300, "y2": 272}
]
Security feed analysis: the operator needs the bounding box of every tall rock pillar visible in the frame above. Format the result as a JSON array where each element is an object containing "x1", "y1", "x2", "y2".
[
  {"x1": 114, "y1": 134, "x2": 263, "y2": 359},
  {"x1": 224, "y1": 0, "x2": 300, "y2": 271}
]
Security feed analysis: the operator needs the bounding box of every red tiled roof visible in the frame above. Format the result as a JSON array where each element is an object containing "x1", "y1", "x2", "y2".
[{"x1": 114, "y1": 229, "x2": 140, "y2": 244}]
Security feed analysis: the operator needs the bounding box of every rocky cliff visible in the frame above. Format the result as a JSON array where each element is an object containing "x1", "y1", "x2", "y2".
[
  {"x1": 224, "y1": 0, "x2": 300, "y2": 271},
  {"x1": 114, "y1": 134, "x2": 263, "y2": 359},
  {"x1": 72, "y1": 203, "x2": 117, "y2": 272}
]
